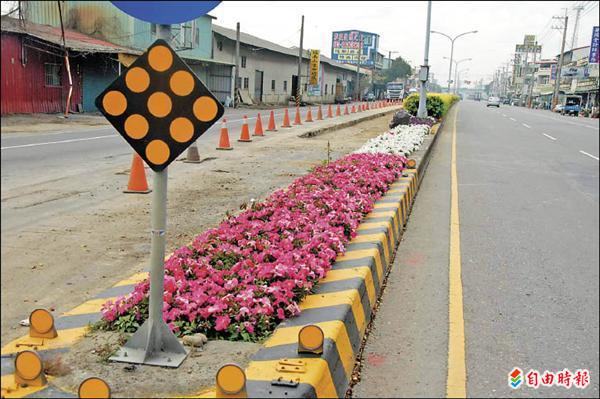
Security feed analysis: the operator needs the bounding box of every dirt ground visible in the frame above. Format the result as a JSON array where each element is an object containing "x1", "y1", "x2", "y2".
[
  {"x1": 1, "y1": 113, "x2": 110, "y2": 133},
  {"x1": 48, "y1": 330, "x2": 261, "y2": 397},
  {"x1": 1, "y1": 112, "x2": 394, "y2": 347}
]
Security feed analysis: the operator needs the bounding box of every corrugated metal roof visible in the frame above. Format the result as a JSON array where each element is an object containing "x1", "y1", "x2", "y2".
[
  {"x1": 1, "y1": 15, "x2": 141, "y2": 55},
  {"x1": 212, "y1": 24, "x2": 365, "y2": 74}
]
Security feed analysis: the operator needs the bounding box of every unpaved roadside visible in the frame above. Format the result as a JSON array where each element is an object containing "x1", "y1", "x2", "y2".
[{"x1": 1, "y1": 112, "x2": 395, "y2": 346}]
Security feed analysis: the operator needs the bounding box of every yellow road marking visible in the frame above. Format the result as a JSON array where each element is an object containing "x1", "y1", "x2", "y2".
[
  {"x1": 113, "y1": 272, "x2": 149, "y2": 287},
  {"x1": 1, "y1": 375, "x2": 54, "y2": 398},
  {"x1": 447, "y1": 104, "x2": 466, "y2": 398},
  {"x1": 62, "y1": 297, "x2": 118, "y2": 316},
  {"x1": 1, "y1": 327, "x2": 88, "y2": 355}
]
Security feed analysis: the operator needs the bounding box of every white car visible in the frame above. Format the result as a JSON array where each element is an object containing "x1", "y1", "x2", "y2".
[
  {"x1": 487, "y1": 97, "x2": 501, "y2": 107},
  {"x1": 553, "y1": 104, "x2": 564, "y2": 113}
]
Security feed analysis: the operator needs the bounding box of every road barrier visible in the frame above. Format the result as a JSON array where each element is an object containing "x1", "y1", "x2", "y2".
[
  {"x1": 253, "y1": 113, "x2": 264, "y2": 136},
  {"x1": 266, "y1": 110, "x2": 277, "y2": 132},
  {"x1": 317, "y1": 105, "x2": 323, "y2": 120},
  {"x1": 305, "y1": 107, "x2": 314, "y2": 123},
  {"x1": 293, "y1": 106, "x2": 302, "y2": 126},
  {"x1": 282, "y1": 108, "x2": 292, "y2": 128},
  {"x1": 238, "y1": 116, "x2": 252, "y2": 142},
  {"x1": 217, "y1": 118, "x2": 233, "y2": 150}
]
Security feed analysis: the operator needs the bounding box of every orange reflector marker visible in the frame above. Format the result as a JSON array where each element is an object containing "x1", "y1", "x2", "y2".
[
  {"x1": 406, "y1": 159, "x2": 417, "y2": 169},
  {"x1": 79, "y1": 377, "x2": 111, "y2": 398},
  {"x1": 14, "y1": 350, "x2": 47, "y2": 387},
  {"x1": 216, "y1": 364, "x2": 247, "y2": 398},
  {"x1": 298, "y1": 324, "x2": 324, "y2": 354},
  {"x1": 29, "y1": 309, "x2": 57, "y2": 339}
]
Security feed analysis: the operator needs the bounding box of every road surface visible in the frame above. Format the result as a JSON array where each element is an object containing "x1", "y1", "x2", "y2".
[{"x1": 354, "y1": 101, "x2": 599, "y2": 397}]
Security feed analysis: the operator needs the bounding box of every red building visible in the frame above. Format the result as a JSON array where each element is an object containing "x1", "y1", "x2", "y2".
[{"x1": 1, "y1": 16, "x2": 138, "y2": 115}]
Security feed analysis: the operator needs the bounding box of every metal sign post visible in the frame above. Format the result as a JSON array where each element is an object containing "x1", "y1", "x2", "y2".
[{"x1": 95, "y1": 16, "x2": 224, "y2": 366}]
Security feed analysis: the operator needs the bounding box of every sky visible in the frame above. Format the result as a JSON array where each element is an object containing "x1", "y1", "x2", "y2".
[
  {"x1": 208, "y1": 1, "x2": 599, "y2": 85},
  {"x1": 2, "y1": 1, "x2": 598, "y2": 86}
]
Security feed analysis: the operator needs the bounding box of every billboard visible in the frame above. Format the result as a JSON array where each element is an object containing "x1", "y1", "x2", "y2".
[
  {"x1": 589, "y1": 26, "x2": 599, "y2": 64},
  {"x1": 331, "y1": 30, "x2": 379, "y2": 67}
]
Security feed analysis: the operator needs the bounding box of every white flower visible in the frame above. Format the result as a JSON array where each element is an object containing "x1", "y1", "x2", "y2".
[{"x1": 354, "y1": 124, "x2": 429, "y2": 156}]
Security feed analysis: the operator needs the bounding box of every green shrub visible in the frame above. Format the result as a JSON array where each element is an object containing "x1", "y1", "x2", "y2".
[{"x1": 403, "y1": 93, "x2": 459, "y2": 118}]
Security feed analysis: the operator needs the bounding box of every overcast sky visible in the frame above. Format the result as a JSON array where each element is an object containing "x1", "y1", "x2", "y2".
[
  {"x1": 210, "y1": 1, "x2": 599, "y2": 85},
  {"x1": 2, "y1": 1, "x2": 598, "y2": 85}
]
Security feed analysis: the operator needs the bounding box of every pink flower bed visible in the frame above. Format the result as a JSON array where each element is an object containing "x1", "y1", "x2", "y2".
[{"x1": 101, "y1": 153, "x2": 406, "y2": 340}]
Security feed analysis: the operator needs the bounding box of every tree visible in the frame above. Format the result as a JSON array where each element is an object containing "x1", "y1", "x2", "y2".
[{"x1": 373, "y1": 56, "x2": 412, "y2": 84}]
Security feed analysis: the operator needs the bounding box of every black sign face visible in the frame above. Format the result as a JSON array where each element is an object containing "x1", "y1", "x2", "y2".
[{"x1": 95, "y1": 39, "x2": 224, "y2": 172}]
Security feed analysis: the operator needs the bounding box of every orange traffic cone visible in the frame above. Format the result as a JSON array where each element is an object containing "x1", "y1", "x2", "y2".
[
  {"x1": 254, "y1": 113, "x2": 264, "y2": 136},
  {"x1": 305, "y1": 107, "x2": 313, "y2": 122},
  {"x1": 327, "y1": 104, "x2": 333, "y2": 118},
  {"x1": 351, "y1": 104, "x2": 356, "y2": 113},
  {"x1": 267, "y1": 110, "x2": 277, "y2": 131},
  {"x1": 344, "y1": 104, "x2": 349, "y2": 115},
  {"x1": 238, "y1": 115, "x2": 252, "y2": 142},
  {"x1": 335, "y1": 105, "x2": 341, "y2": 117},
  {"x1": 282, "y1": 108, "x2": 292, "y2": 127},
  {"x1": 366, "y1": 102, "x2": 370, "y2": 110},
  {"x1": 124, "y1": 153, "x2": 151, "y2": 194},
  {"x1": 293, "y1": 106, "x2": 302, "y2": 125},
  {"x1": 317, "y1": 105, "x2": 323, "y2": 120},
  {"x1": 216, "y1": 118, "x2": 233, "y2": 150}
]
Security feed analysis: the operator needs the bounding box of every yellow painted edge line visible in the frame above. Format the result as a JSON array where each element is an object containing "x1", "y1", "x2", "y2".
[
  {"x1": 62, "y1": 297, "x2": 118, "y2": 316},
  {"x1": 1, "y1": 375, "x2": 54, "y2": 399},
  {"x1": 447, "y1": 104, "x2": 466, "y2": 398},
  {"x1": 246, "y1": 359, "x2": 337, "y2": 398},
  {"x1": 1, "y1": 327, "x2": 88, "y2": 355},
  {"x1": 113, "y1": 271, "x2": 149, "y2": 287}
]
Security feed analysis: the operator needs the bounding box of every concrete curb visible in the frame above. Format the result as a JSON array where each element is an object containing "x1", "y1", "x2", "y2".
[{"x1": 298, "y1": 107, "x2": 399, "y2": 138}]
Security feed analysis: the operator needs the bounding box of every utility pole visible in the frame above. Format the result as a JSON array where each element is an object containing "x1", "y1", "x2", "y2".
[
  {"x1": 234, "y1": 22, "x2": 240, "y2": 108},
  {"x1": 552, "y1": 9, "x2": 568, "y2": 109},
  {"x1": 355, "y1": 36, "x2": 363, "y2": 100},
  {"x1": 296, "y1": 15, "x2": 304, "y2": 107},
  {"x1": 527, "y1": 41, "x2": 538, "y2": 108},
  {"x1": 570, "y1": 4, "x2": 584, "y2": 50},
  {"x1": 417, "y1": 0, "x2": 431, "y2": 118}
]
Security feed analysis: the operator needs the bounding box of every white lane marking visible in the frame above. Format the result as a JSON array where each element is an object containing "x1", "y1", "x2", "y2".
[
  {"x1": 510, "y1": 108, "x2": 598, "y2": 130},
  {"x1": 522, "y1": 123, "x2": 531, "y2": 128},
  {"x1": 502, "y1": 114, "x2": 507, "y2": 117},
  {"x1": 509, "y1": 117, "x2": 517, "y2": 122},
  {"x1": 542, "y1": 133, "x2": 557, "y2": 141},
  {"x1": 1, "y1": 134, "x2": 117, "y2": 150},
  {"x1": 579, "y1": 150, "x2": 599, "y2": 161}
]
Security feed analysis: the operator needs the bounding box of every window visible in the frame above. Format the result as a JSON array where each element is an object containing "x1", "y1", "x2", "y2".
[
  {"x1": 243, "y1": 77, "x2": 249, "y2": 89},
  {"x1": 217, "y1": 41, "x2": 223, "y2": 51},
  {"x1": 303, "y1": 83, "x2": 307, "y2": 92},
  {"x1": 325, "y1": 84, "x2": 328, "y2": 94},
  {"x1": 151, "y1": 23, "x2": 157, "y2": 36},
  {"x1": 283, "y1": 81, "x2": 288, "y2": 91},
  {"x1": 331, "y1": 85, "x2": 334, "y2": 95},
  {"x1": 271, "y1": 79, "x2": 276, "y2": 91},
  {"x1": 241, "y1": 56, "x2": 247, "y2": 68},
  {"x1": 195, "y1": 25, "x2": 200, "y2": 46},
  {"x1": 44, "y1": 63, "x2": 61, "y2": 87}
]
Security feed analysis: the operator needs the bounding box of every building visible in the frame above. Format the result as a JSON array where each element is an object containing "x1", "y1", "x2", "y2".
[
  {"x1": 530, "y1": 59, "x2": 556, "y2": 107},
  {"x1": 555, "y1": 45, "x2": 599, "y2": 109},
  {"x1": 1, "y1": 15, "x2": 139, "y2": 114},
  {"x1": 212, "y1": 24, "x2": 367, "y2": 105},
  {"x1": 18, "y1": 1, "x2": 234, "y2": 104},
  {"x1": 510, "y1": 35, "x2": 542, "y2": 102}
]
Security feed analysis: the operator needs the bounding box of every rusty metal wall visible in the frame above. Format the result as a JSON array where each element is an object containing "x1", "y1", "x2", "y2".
[{"x1": 1, "y1": 33, "x2": 82, "y2": 114}]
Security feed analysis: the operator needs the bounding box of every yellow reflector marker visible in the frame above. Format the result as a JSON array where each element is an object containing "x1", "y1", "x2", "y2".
[
  {"x1": 79, "y1": 377, "x2": 111, "y2": 398},
  {"x1": 147, "y1": 91, "x2": 172, "y2": 118},
  {"x1": 145, "y1": 140, "x2": 170, "y2": 165},
  {"x1": 14, "y1": 350, "x2": 47, "y2": 387},
  {"x1": 29, "y1": 309, "x2": 57, "y2": 339},
  {"x1": 148, "y1": 45, "x2": 173, "y2": 72},
  {"x1": 193, "y1": 96, "x2": 218, "y2": 122},
  {"x1": 216, "y1": 364, "x2": 246, "y2": 396},
  {"x1": 124, "y1": 114, "x2": 149, "y2": 140},
  {"x1": 102, "y1": 91, "x2": 127, "y2": 116},
  {"x1": 406, "y1": 158, "x2": 417, "y2": 169},
  {"x1": 169, "y1": 117, "x2": 194, "y2": 143},
  {"x1": 125, "y1": 67, "x2": 150, "y2": 93},
  {"x1": 298, "y1": 324, "x2": 324, "y2": 354},
  {"x1": 170, "y1": 70, "x2": 195, "y2": 96}
]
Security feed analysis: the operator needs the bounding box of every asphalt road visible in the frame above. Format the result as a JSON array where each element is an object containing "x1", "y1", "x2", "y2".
[{"x1": 354, "y1": 101, "x2": 599, "y2": 397}]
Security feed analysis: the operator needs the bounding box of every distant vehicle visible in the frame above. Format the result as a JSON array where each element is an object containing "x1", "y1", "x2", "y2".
[
  {"x1": 364, "y1": 92, "x2": 375, "y2": 101},
  {"x1": 487, "y1": 96, "x2": 501, "y2": 107},
  {"x1": 553, "y1": 104, "x2": 564, "y2": 113},
  {"x1": 561, "y1": 95, "x2": 582, "y2": 116},
  {"x1": 503, "y1": 98, "x2": 511, "y2": 104},
  {"x1": 385, "y1": 82, "x2": 405, "y2": 101}
]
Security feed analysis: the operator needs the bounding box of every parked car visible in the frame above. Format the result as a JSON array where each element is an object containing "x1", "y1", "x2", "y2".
[
  {"x1": 553, "y1": 104, "x2": 564, "y2": 113},
  {"x1": 503, "y1": 98, "x2": 511, "y2": 104},
  {"x1": 487, "y1": 97, "x2": 501, "y2": 107},
  {"x1": 363, "y1": 92, "x2": 375, "y2": 101}
]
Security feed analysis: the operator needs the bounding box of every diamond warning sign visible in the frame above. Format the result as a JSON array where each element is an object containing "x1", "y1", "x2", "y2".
[{"x1": 95, "y1": 39, "x2": 224, "y2": 172}]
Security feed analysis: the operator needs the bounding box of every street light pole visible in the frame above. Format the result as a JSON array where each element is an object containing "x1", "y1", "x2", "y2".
[
  {"x1": 417, "y1": 0, "x2": 432, "y2": 118},
  {"x1": 431, "y1": 29, "x2": 478, "y2": 93},
  {"x1": 444, "y1": 57, "x2": 471, "y2": 94}
]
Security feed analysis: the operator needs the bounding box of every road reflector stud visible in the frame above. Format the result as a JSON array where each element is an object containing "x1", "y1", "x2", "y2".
[
  {"x1": 298, "y1": 324, "x2": 324, "y2": 354},
  {"x1": 78, "y1": 377, "x2": 111, "y2": 398},
  {"x1": 29, "y1": 308, "x2": 57, "y2": 339},
  {"x1": 216, "y1": 364, "x2": 247, "y2": 398},
  {"x1": 406, "y1": 159, "x2": 417, "y2": 169},
  {"x1": 14, "y1": 350, "x2": 47, "y2": 387}
]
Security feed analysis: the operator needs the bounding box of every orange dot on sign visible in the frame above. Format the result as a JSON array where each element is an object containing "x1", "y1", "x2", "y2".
[
  {"x1": 193, "y1": 96, "x2": 218, "y2": 122},
  {"x1": 102, "y1": 91, "x2": 127, "y2": 116},
  {"x1": 125, "y1": 67, "x2": 150, "y2": 93},
  {"x1": 170, "y1": 70, "x2": 195, "y2": 96},
  {"x1": 145, "y1": 140, "x2": 170, "y2": 165},
  {"x1": 124, "y1": 114, "x2": 149, "y2": 139},
  {"x1": 147, "y1": 92, "x2": 172, "y2": 118},
  {"x1": 148, "y1": 45, "x2": 173, "y2": 72},
  {"x1": 170, "y1": 117, "x2": 194, "y2": 143}
]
